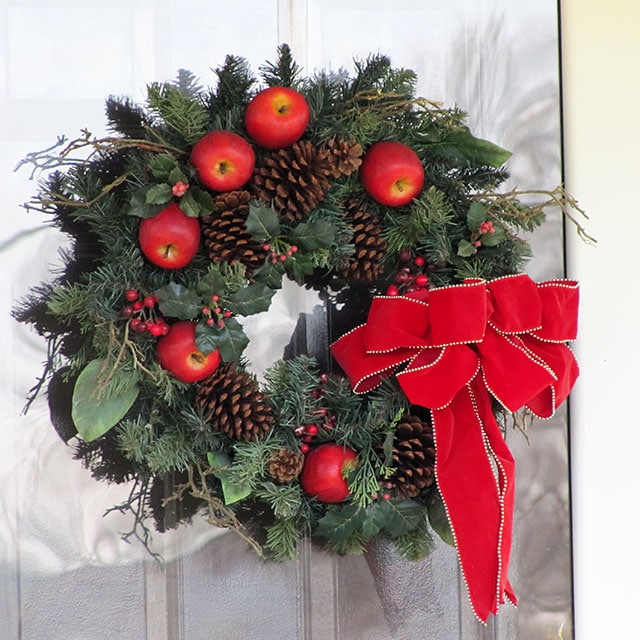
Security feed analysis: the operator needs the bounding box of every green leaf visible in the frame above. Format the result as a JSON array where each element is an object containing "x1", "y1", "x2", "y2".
[
  {"x1": 379, "y1": 499, "x2": 424, "y2": 538},
  {"x1": 253, "y1": 261, "x2": 284, "y2": 289},
  {"x1": 290, "y1": 220, "x2": 335, "y2": 250},
  {"x1": 178, "y1": 190, "x2": 201, "y2": 217},
  {"x1": 246, "y1": 201, "x2": 281, "y2": 240},
  {"x1": 457, "y1": 239, "x2": 477, "y2": 257},
  {"x1": 427, "y1": 491, "x2": 455, "y2": 547},
  {"x1": 72, "y1": 359, "x2": 139, "y2": 442},
  {"x1": 466, "y1": 202, "x2": 487, "y2": 231},
  {"x1": 145, "y1": 183, "x2": 173, "y2": 205},
  {"x1": 228, "y1": 282, "x2": 276, "y2": 316},
  {"x1": 315, "y1": 503, "x2": 366, "y2": 542},
  {"x1": 362, "y1": 503, "x2": 386, "y2": 539},
  {"x1": 286, "y1": 254, "x2": 316, "y2": 279},
  {"x1": 438, "y1": 127, "x2": 512, "y2": 167},
  {"x1": 167, "y1": 166, "x2": 188, "y2": 185},
  {"x1": 150, "y1": 154, "x2": 179, "y2": 181},
  {"x1": 481, "y1": 226, "x2": 507, "y2": 246},
  {"x1": 207, "y1": 452, "x2": 252, "y2": 505},
  {"x1": 196, "y1": 266, "x2": 229, "y2": 297},
  {"x1": 195, "y1": 316, "x2": 248, "y2": 361},
  {"x1": 155, "y1": 282, "x2": 202, "y2": 319},
  {"x1": 190, "y1": 187, "x2": 215, "y2": 215},
  {"x1": 128, "y1": 188, "x2": 165, "y2": 218}
]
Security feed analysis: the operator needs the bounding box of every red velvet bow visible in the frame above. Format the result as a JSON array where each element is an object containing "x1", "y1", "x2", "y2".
[{"x1": 330, "y1": 274, "x2": 579, "y2": 622}]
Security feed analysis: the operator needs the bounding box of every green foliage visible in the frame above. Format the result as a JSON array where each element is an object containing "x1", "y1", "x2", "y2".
[{"x1": 259, "y1": 43, "x2": 303, "y2": 89}]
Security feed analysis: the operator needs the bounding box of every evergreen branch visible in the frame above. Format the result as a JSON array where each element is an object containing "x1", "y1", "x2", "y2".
[{"x1": 259, "y1": 43, "x2": 303, "y2": 88}]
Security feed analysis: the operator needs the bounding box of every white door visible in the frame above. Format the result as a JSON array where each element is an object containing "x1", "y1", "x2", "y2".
[{"x1": 0, "y1": 1, "x2": 572, "y2": 638}]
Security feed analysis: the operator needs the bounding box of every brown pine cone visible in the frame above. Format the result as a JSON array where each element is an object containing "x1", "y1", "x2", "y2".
[
  {"x1": 320, "y1": 136, "x2": 363, "y2": 178},
  {"x1": 338, "y1": 200, "x2": 388, "y2": 281},
  {"x1": 379, "y1": 413, "x2": 436, "y2": 499},
  {"x1": 201, "y1": 190, "x2": 267, "y2": 271},
  {"x1": 195, "y1": 362, "x2": 275, "y2": 442},
  {"x1": 251, "y1": 140, "x2": 332, "y2": 224},
  {"x1": 266, "y1": 448, "x2": 305, "y2": 483}
]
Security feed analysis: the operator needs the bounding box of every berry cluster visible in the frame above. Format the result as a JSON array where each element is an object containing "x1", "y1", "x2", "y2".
[
  {"x1": 472, "y1": 220, "x2": 496, "y2": 247},
  {"x1": 263, "y1": 242, "x2": 299, "y2": 264},
  {"x1": 122, "y1": 289, "x2": 169, "y2": 336},
  {"x1": 386, "y1": 249, "x2": 430, "y2": 296},
  {"x1": 171, "y1": 180, "x2": 189, "y2": 198},
  {"x1": 202, "y1": 294, "x2": 233, "y2": 329},
  {"x1": 294, "y1": 373, "x2": 336, "y2": 454}
]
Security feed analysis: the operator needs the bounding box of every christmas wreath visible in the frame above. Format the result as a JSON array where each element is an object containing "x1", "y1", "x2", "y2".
[{"x1": 14, "y1": 45, "x2": 587, "y2": 622}]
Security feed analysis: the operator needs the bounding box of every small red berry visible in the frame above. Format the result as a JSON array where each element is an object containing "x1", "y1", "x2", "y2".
[
  {"x1": 386, "y1": 285, "x2": 399, "y2": 296},
  {"x1": 125, "y1": 289, "x2": 139, "y2": 301},
  {"x1": 224, "y1": 310, "x2": 232, "y2": 318},
  {"x1": 211, "y1": 295, "x2": 219, "y2": 302},
  {"x1": 122, "y1": 305, "x2": 134, "y2": 317},
  {"x1": 303, "y1": 435, "x2": 314, "y2": 443},
  {"x1": 300, "y1": 443, "x2": 310, "y2": 455},
  {"x1": 279, "y1": 254, "x2": 287, "y2": 262},
  {"x1": 171, "y1": 181, "x2": 189, "y2": 198},
  {"x1": 206, "y1": 318, "x2": 215, "y2": 326},
  {"x1": 414, "y1": 256, "x2": 425, "y2": 267},
  {"x1": 133, "y1": 300, "x2": 143, "y2": 311},
  {"x1": 398, "y1": 249, "x2": 412, "y2": 262},
  {"x1": 217, "y1": 320, "x2": 225, "y2": 328},
  {"x1": 202, "y1": 307, "x2": 211, "y2": 316},
  {"x1": 415, "y1": 274, "x2": 429, "y2": 287},
  {"x1": 319, "y1": 373, "x2": 329, "y2": 384},
  {"x1": 382, "y1": 493, "x2": 391, "y2": 501},
  {"x1": 290, "y1": 245, "x2": 298, "y2": 253},
  {"x1": 130, "y1": 318, "x2": 142, "y2": 330},
  {"x1": 143, "y1": 295, "x2": 156, "y2": 308},
  {"x1": 149, "y1": 324, "x2": 163, "y2": 337},
  {"x1": 306, "y1": 424, "x2": 319, "y2": 436}
]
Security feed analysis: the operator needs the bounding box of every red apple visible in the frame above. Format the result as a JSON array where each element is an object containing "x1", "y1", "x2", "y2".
[
  {"x1": 360, "y1": 140, "x2": 425, "y2": 206},
  {"x1": 244, "y1": 86, "x2": 310, "y2": 149},
  {"x1": 138, "y1": 202, "x2": 201, "y2": 269},
  {"x1": 156, "y1": 320, "x2": 221, "y2": 383},
  {"x1": 300, "y1": 443, "x2": 358, "y2": 503},
  {"x1": 190, "y1": 130, "x2": 255, "y2": 191}
]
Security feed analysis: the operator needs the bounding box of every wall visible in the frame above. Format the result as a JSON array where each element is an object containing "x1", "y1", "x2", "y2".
[{"x1": 562, "y1": 0, "x2": 640, "y2": 638}]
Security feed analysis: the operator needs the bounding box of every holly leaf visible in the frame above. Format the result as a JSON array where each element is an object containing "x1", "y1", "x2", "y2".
[
  {"x1": 167, "y1": 166, "x2": 188, "y2": 185},
  {"x1": 72, "y1": 359, "x2": 139, "y2": 442},
  {"x1": 437, "y1": 127, "x2": 512, "y2": 167},
  {"x1": 128, "y1": 188, "x2": 165, "y2": 218},
  {"x1": 467, "y1": 202, "x2": 487, "y2": 231},
  {"x1": 196, "y1": 266, "x2": 228, "y2": 297},
  {"x1": 150, "y1": 153, "x2": 179, "y2": 181},
  {"x1": 315, "y1": 503, "x2": 366, "y2": 542},
  {"x1": 228, "y1": 282, "x2": 276, "y2": 316},
  {"x1": 378, "y1": 499, "x2": 424, "y2": 538},
  {"x1": 427, "y1": 491, "x2": 455, "y2": 546},
  {"x1": 178, "y1": 190, "x2": 201, "y2": 217},
  {"x1": 253, "y1": 261, "x2": 284, "y2": 289},
  {"x1": 190, "y1": 187, "x2": 215, "y2": 216},
  {"x1": 195, "y1": 316, "x2": 248, "y2": 361},
  {"x1": 286, "y1": 254, "x2": 316, "y2": 279},
  {"x1": 155, "y1": 282, "x2": 202, "y2": 319},
  {"x1": 481, "y1": 226, "x2": 507, "y2": 246},
  {"x1": 290, "y1": 220, "x2": 335, "y2": 250},
  {"x1": 145, "y1": 183, "x2": 173, "y2": 205},
  {"x1": 207, "y1": 452, "x2": 252, "y2": 505},
  {"x1": 457, "y1": 239, "x2": 477, "y2": 257},
  {"x1": 362, "y1": 503, "x2": 386, "y2": 539},
  {"x1": 246, "y1": 201, "x2": 281, "y2": 240}
]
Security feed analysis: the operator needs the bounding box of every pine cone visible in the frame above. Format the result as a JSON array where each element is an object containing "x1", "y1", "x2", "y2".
[
  {"x1": 251, "y1": 140, "x2": 332, "y2": 224},
  {"x1": 320, "y1": 137, "x2": 363, "y2": 178},
  {"x1": 195, "y1": 362, "x2": 275, "y2": 441},
  {"x1": 201, "y1": 190, "x2": 267, "y2": 271},
  {"x1": 379, "y1": 413, "x2": 436, "y2": 499},
  {"x1": 338, "y1": 200, "x2": 388, "y2": 281},
  {"x1": 266, "y1": 448, "x2": 305, "y2": 483}
]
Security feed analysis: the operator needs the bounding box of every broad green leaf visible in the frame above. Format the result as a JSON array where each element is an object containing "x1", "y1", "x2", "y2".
[
  {"x1": 178, "y1": 190, "x2": 201, "y2": 217},
  {"x1": 290, "y1": 220, "x2": 335, "y2": 250},
  {"x1": 190, "y1": 187, "x2": 215, "y2": 215},
  {"x1": 145, "y1": 183, "x2": 173, "y2": 205},
  {"x1": 167, "y1": 166, "x2": 188, "y2": 185},
  {"x1": 253, "y1": 262, "x2": 284, "y2": 289},
  {"x1": 195, "y1": 316, "x2": 248, "y2": 361},
  {"x1": 466, "y1": 202, "x2": 487, "y2": 231},
  {"x1": 207, "y1": 452, "x2": 252, "y2": 505},
  {"x1": 457, "y1": 239, "x2": 477, "y2": 257},
  {"x1": 315, "y1": 503, "x2": 366, "y2": 542},
  {"x1": 196, "y1": 266, "x2": 228, "y2": 297},
  {"x1": 437, "y1": 127, "x2": 512, "y2": 167},
  {"x1": 481, "y1": 226, "x2": 507, "y2": 246},
  {"x1": 246, "y1": 201, "x2": 281, "y2": 240},
  {"x1": 286, "y1": 254, "x2": 316, "y2": 279},
  {"x1": 72, "y1": 359, "x2": 138, "y2": 442},
  {"x1": 427, "y1": 491, "x2": 455, "y2": 547},
  {"x1": 379, "y1": 499, "x2": 424, "y2": 538},
  {"x1": 155, "y1": 282, "x2": 202, "y2": 319},
  {"x1": 128, "y1": 189, "x2": 165, "y2": 218},
  {"x1": 228, "y1": 282, "x2": 276, "y2": 316},
  {"x1": 150, "y1": 153, "x2": 179, "y2": 181},
  {"x1": 362, "y1": 503, "x2": 386, "y2": 539}
]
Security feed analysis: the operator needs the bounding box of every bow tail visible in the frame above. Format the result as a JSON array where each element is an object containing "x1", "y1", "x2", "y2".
[{"x1": 431, "y1": 374, "x2": 516, "y2": 622}]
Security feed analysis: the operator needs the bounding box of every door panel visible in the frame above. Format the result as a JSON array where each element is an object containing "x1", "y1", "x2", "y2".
[{"x1": 1, "y1": 1, "x2": 570, "y2": 638}]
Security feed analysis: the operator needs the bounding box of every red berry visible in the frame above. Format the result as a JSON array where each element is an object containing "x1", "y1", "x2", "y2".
[
  {"x1": 149, "y1": 324, "x2": 163, "y2": 337},
  {"x1": 224, "y1": 310, "x2": 232, "y2": 318},
  {"x1": 133, "y1": 300, "x2": 143, "y2": 311},
  {"x1": 414, "y1": 256, "x2": 425, "y2": 267},
  {"x1": 143, "y1": 295, "x2": 156, "y2": 308},
  {"x1": 211, "y1": 294, "x2": 220, "y2": 302},
  {"x1": 303, "y1": 435, "x2": 314, "y2": 443},
  {"x1": 386, "y1": 285, "x2": 399, "y2": 296},
  {"x1": 206, "y1": 318, "x2": 215, "y2": 326},
  {"x1": 382, "y1": 493, "x2": 391, "y2": 501},
  {"x1": 398, "y1": 249, "x2": 412, "y2": 262},
  {"x1": 300, "y1": 443, "x2": 310, "y2": 455},
  {"x1": 125, "y1": 289, "x2": 139, "y2": 301},
  {"x1": 306, "y1": 424, "x2": 319, "y2": 436},
  {"x1": 122, "y1": 305, "x2": 134, "y2": 317},
  {"x1": 395, "y1": 270, "x2": 410, "y2": 284},
  {"x1": 319, "y1": 373, "x2": 329, "y2": 384},
  {"x1": 415, "y1": 274, "x2": 429, "y2": 287},
  {"x1": 130, "y1": 318, "x2": 142, "y2": 330}
]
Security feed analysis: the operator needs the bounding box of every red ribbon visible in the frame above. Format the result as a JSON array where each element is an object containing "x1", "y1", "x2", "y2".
[{"x1": 330, "y1": 274, "x2": 579, "y2": 622}]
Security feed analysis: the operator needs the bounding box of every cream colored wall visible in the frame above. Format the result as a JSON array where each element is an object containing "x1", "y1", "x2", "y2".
[{"x1": 562, "y1": 1, "x2": 640, "y2": 637}]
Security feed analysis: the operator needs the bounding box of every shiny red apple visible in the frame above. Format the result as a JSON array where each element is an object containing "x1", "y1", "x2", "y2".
[
  {"x1": 190, "y1": 130, "x2": 255, "y2": 191},
  {"x1": 244, "y1": 86, "x2": 310, "y2": 149},
  {"x1": 300, "y1": 443, "x2": 358, "y2": 503},
  {"x1": 138, "y1": 202, "x2": 201, "y2": 269},
  {"x1": 156, "y1": 320, "x2": 221, "y2": 383},
  {"x1": 360, "y1": 140, "x2": 425, "y2": 206}
]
